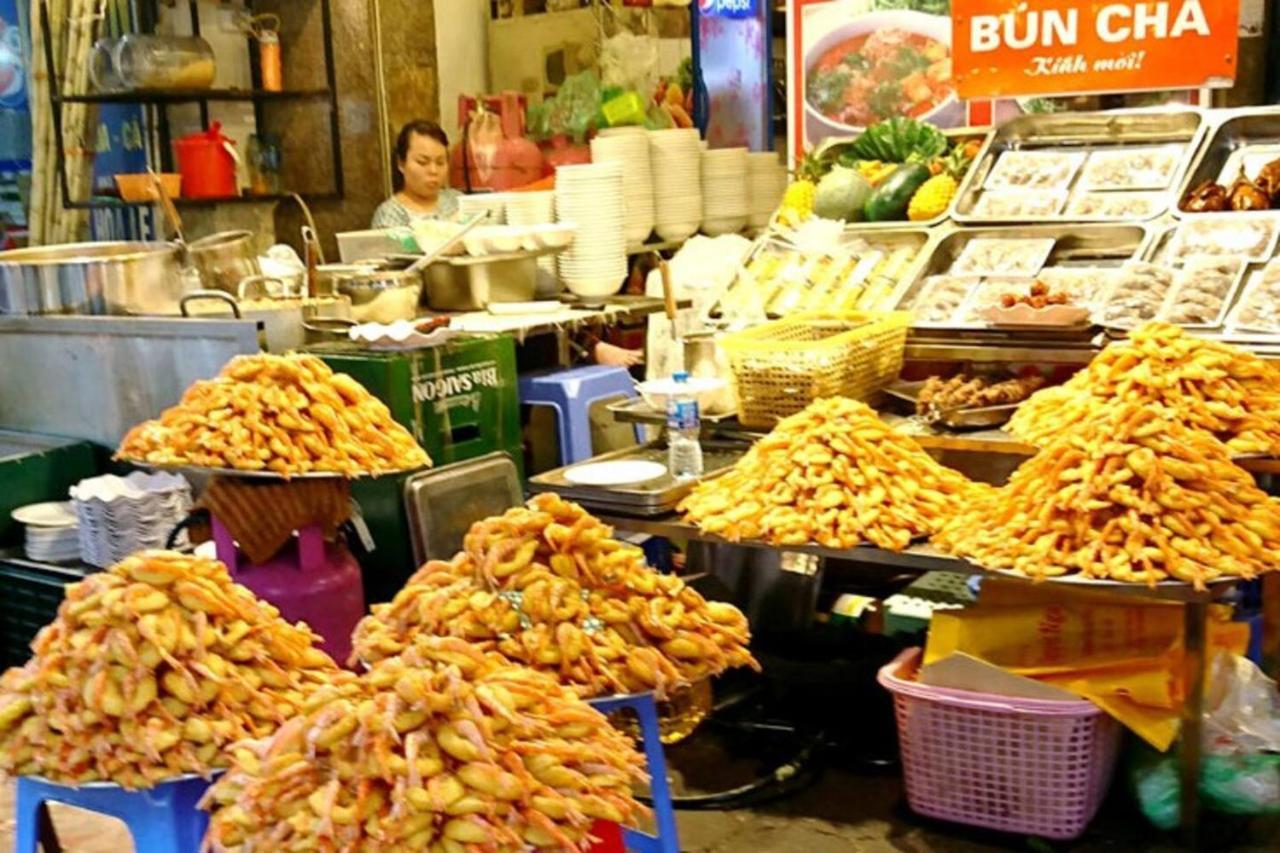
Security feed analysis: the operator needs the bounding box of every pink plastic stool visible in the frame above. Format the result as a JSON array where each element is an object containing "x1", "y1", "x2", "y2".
[{"x1": 212, "y1": 519, "x2": 364, "y2": 666}]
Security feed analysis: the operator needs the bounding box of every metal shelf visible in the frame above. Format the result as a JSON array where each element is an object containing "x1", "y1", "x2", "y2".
[
  {"x1": 63, "y1": 192, "x2": 340, "y2": 210},
  {"x1": 55, "y1": 88, "x2": 332, "y2": 105}
]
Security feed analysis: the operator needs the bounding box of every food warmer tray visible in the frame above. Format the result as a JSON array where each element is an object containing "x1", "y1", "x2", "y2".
[
  {"x1": 1173, "y1": 106, "x2": 1280, "y2": 219},
  {"x1": 606, "y1": 396, "x2": 737, "y2": 426},
  {"x1": 528, "y1": 441, "x2": 748, "y2": 517},
  {"x1": 1135, "y1": 224, "x2": 1250, "y2": 332},
  {"x1": 882, "y1": 379, "x2": 1020, "y2": 430},
  {"x1": 952, "y1": 110, "x2": 1203, "y2": 225},
  {"x1": 131, "y1": 461, "x2": 428, "y2": 481},
  {"x1": 894, "y1": 222, "x2": 1151, "y2": 335},
  {"x1": 812, "y1": 127, "x2": 993, "y2": 230}
]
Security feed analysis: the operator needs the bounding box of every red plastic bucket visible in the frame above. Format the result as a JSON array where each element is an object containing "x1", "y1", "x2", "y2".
[{"x1": 173, "y1": 122, "x2": 239, "y2": 198}]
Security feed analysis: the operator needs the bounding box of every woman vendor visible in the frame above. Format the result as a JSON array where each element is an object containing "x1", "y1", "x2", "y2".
[{"x1": 371, "y1": 120, "x2": 461, "y2": 227}]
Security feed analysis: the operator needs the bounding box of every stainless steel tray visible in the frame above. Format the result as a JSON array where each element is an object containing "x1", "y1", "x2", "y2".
[
  {"x1": 1173, "y1": 106, "x2": 1280, "y2": 218},
  {"x1": 403, "y1": 452, "x2": 522, "y2": 564},
  {"x1": 814, "y1": 126, "x2": 993, "y2": 230},
  {"x1": 953, "y1": 111, "x2": 1204, "y2": 225},
  {"x1": 883, "y1": 379, "x2": 1019, "y2": 430},
  {"x1": 895, "y1": 222, "x2": 1150, "y2": 332},
  {"x1": 528, "y1": 441, "x2": 748, "y2": 517},
  {"x1": 715, "y1": 226, "x2": 932, "y2": 320},
  {"x1": 132, "y1": 461, "x2": 426, "y2": 481}
]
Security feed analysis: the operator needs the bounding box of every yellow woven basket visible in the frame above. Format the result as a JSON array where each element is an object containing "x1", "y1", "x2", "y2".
[{"x1": 720, "y1": 311, "x2": 909, "y2": 429}]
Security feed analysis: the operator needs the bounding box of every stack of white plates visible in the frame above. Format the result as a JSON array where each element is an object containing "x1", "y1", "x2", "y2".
[
  {"x1": 650, "y1": 128, "x2": 703, "y2": 242},
  {"x1": 590, "y1": 129, "x2": 655, "y2": 248},
  {"x1": 702, "y1": 147, "x2": 750, "y2": 236},
  {"x1": 748, "y1": 151, "x2": 789, "y2": 229},
  {"x1": 12, "y1": 502, "x2": 80, "y2": 563},
  {"x1": 555, "y1": 162, "x2": 628, "y2": 298},
  {"x1": 505, "y1": 190, "x2": 560, "y2": 297},
  {"x1": 458, "y1": 193, "x2": 507, "y2": 224},
  {"x1": 70, "y1": 472, "x2": 193, "y2": 568}
]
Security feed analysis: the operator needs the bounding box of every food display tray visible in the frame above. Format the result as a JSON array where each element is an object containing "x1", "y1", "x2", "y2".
[
  {"x1": 953, "y1": 110, "x2": 1204, "y2": 225},
  {"x1": 883, "y1": 379, "x2": 1019, "y2": 430},
  {"x1": 528, "y1": 441, "x2": 748, "y2": 517},
  {"x1": 811, "y1": 127, "x2": 993, "y2": 230},
  {"x1": 715, "y1": 226, "x2": 931, "y2": 320},
  {"x1": 131, "y1": 461, "x2": 427, "y2": 481},
  {"x1": 1138, "y1": 225, "x2": 1251, "y2": 331},
  {"x1": 1174, "y1": 106, "x2": 1280, "y2": 219},
  {"x1": 894, "y1": 222, "x2": 1151, "y2": 332}
]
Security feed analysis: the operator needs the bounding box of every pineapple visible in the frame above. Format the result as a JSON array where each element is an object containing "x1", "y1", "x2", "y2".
[
  {"x1": 856, "y1": 160, "x2": 898, "y2": 187},
  {"x1": 777, "y1": 148, "x2": 826, "y2": 225},
  {"x1": 907, "y1": 173, "x2": 958, "y2": 221},
  {"x1": 908, "y1": 144, "x2": 971, "y2": 221}
]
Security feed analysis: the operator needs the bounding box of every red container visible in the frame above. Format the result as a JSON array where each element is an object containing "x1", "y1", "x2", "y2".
[
  {"x1": 173, "y1": 122, "x2": 239, "y2": 198},
  {"x1": 586, "y1": 820, "x2": 625, "y2": 853}
]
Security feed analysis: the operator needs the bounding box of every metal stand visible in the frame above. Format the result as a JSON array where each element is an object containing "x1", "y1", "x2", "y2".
[{"x1": 1180, "y1": 599, "x2": 1209, "y2": 847}]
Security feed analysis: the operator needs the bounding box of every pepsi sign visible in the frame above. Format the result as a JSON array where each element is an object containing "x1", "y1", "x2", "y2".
[{"x1": 699, "y1": 0, "x2": 757, "y2": 19}]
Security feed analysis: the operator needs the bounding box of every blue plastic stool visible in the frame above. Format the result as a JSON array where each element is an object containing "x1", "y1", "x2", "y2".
[
  {"x1": 588, "y1": 692, "x2": 680, "y2": 853},
  {"x1": 16, "y1": 774, "x2": 214, "y2": 853},
  {"x1": 519, "y1": 366, "x2": 641, "y2": 464}
]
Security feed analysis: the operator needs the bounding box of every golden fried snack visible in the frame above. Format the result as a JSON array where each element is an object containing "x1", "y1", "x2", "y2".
[
  {"x1": 117, "y1": 352, "x2": 430, "y2": 477},
  {"x1": 934, "y1": 404, "x2": 1280, "y2": 589},
  {"x1": 679, "y1": 397, "x2": 973, "y2": 550},
  {"x1": 203, "y1": 636, "x2": 645, "y2": 852},
  {"x1": 1008, "y1": 323, "x2": 1280, "y2": 456},
  {"x1": 0, "y1": 551, "x2": 346, "y2": 788},
  {"x1": 352, "y1": 494, "x2": 758, "y2": 699}
]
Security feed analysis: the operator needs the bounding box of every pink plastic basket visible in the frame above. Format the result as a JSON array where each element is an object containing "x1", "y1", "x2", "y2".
[{"x1": 877, "y1": 648, "x2": 1120, "y2": 840}]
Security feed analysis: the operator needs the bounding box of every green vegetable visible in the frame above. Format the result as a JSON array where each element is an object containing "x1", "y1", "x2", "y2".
[
  {"x1": 842, "y1": 52, "x2": 870, "y2": 72},
  {"x1": 869, "y1": 82, "x2": 903, "y2": 120},
  {"x1": 886, "y1": 46, "x2": 930, "y2": 80},
  {"x1": 863, "y1": 161, "x2": 930, "y2": 221},
  {"x1": 847, "y1": 116, "x2": 947, "y2": 163},
  {"x1": 872, "y1": 0, "x2": 951, "y2": 13},
  {"x1": 807, "y1": 68, "x2": 851, "y2": 114},
  {"x1": 813, "y1": 166, "x2": 873, "y2": 222}
]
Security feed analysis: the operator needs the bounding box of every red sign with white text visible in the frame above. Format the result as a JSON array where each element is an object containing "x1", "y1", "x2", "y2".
[{"x1": 952, "y1": 0, "x2": 1238, "y2": 99}]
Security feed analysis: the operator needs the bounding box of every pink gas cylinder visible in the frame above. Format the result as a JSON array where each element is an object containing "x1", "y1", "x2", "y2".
[
  {"x1": 212, "y1": 518, "x2": 364, "y2": 666},
  {"x1": 450, "y1": 91, "x2": 544, "y2": 191}
]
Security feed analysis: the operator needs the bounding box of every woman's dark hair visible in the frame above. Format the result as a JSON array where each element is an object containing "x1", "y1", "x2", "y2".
[{"x1": 392, "y1": 119, "x2": 449, "y2": 190}]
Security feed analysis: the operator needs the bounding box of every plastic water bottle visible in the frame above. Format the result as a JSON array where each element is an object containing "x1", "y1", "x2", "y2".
[{"x1": 667, "y1": 372, "x2": 703, "y2": 481}]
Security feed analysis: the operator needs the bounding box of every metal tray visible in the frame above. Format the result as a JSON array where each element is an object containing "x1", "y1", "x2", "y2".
[
  {"x1": 813, "y1": 126, "x2": 993, "y2": 230},
  {"x1": 528, "y1": 440, "x2": 748, "y2": 517},
  {"x1": 1173, "y1": 106, "x2": 1280, "y2": 218},
  {"x1": 883, "y1": 379, "x2": 1019, "y2": 430},
  {"x1": 132, "y1": 461, "x2": 427, "y2": 481},
  {"x1": 953, "y1": 110, "x2": 1204, "y2": 225},
  {"x1": 715, "y1": 226, "x2": 932, "y2": 320},
  {"x1": 895, "y1": 222, "x2": 1151, "y2": 331},
  {"x1": 403, "y1": 452, "x2": 522, "y2": 564}
]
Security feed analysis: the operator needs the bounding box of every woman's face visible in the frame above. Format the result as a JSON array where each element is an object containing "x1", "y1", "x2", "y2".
[{"x1": 399, "y1": 132, "x2": 448, "y2": 198}]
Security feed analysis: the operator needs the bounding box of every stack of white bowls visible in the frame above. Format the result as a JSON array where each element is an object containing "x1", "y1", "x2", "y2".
[
  {"x1": 70, "y1": 472, "x2": 193, "y2": 568},
  {"x1": 12, "y1": 501, "x2": 80, "y2": 563},
  {"x1": 555, "y1": 162, "x2": 628, "y2": 298},
  {"x1": 748, "y1": 152, "x2": 789, "y2": 229},
  {"x1": 504, "y1": 190, "x2": 559, "y2": 296},
  {"x1": 590, "y1": 128, "x2": 655, "y2": 248},
  {"x1": 702, "y1": 147, "x2": 750, "y2": 236},
  {"x1": 649, "y1": 128, "x2": 703, "y2": 241}
]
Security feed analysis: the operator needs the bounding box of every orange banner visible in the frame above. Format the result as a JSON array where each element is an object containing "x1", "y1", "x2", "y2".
[{"x1": 953, "y1": 0, "x2": 1238, "y2": 99}]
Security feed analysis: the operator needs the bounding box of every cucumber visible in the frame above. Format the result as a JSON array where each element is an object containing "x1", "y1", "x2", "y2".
[{"x1": 863, "y1": 162, "x2": 931, "y2": 222}]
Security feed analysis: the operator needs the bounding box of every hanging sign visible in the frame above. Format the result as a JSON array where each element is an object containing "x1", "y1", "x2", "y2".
[{"x1": 952, "y1": 0, "x2": 1238, "y2": 99}]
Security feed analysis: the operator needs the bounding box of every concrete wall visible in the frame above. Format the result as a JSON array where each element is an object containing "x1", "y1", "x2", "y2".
[{"x1": 435, "y1": 0, "x2": 490, "y2": 143}]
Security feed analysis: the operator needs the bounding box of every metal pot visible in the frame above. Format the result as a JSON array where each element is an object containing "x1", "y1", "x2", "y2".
[
  {"x1": 336, "y1": 269, "x2": 423, "y2": 324},
  {"x1": 187, "y1": 230, "x2": 259, "y2": 294},
  {"x1": 0, "y1": 241, "x2": 189, "y2": 315},
  {"x1": 181, "y1": 286, "x2": 353, "y2": 352}
]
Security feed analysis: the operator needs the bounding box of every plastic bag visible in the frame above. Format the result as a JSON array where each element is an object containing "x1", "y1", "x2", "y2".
[
  {"x1": 465, "y1": 107, "x2": 503, "y2": 188},
  {"x1": 1204, "y1": 652, "x2": 1280, "y2": 755},
  {"x1": 543, "y1": 71, "x2": 602, "y2": 143},
  {"x1": 1128, "y1": 739, "x2": 1280, "y2": 829}
]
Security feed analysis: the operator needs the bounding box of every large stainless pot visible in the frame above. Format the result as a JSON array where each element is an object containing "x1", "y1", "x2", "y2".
[
  {"x1": 187, "y1": 230, "x2": 259, "y2": 294},
  {"x1": 0, "y1": 241, "x2": 188, "y2": 315},
  {"x1": 180, "y1": 287, "x2": 353, "y2": 352},
  {"x1": 336, "y1": 269, "x2": 423, "y2": 324}
]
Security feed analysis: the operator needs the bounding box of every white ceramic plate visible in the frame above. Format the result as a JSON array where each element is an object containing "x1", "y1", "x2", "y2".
[
  {"x1": 564, "y1": 460, "x2": 667, "y2": 486},
  {"x1": 12, "y1": 501, "x2": 77, "y2": 528}
]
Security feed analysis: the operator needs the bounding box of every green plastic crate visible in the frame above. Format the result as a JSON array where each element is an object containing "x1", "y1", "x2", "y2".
[
  {"x1": 308, "y1": 337, "x2": 523, "y2": 602},
  {"x1": 0, "y1": 432, "x2": 101, "y2": 549},
  {"x1": 0, "y1": 556, "x2": 95, "y2": 669}
]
